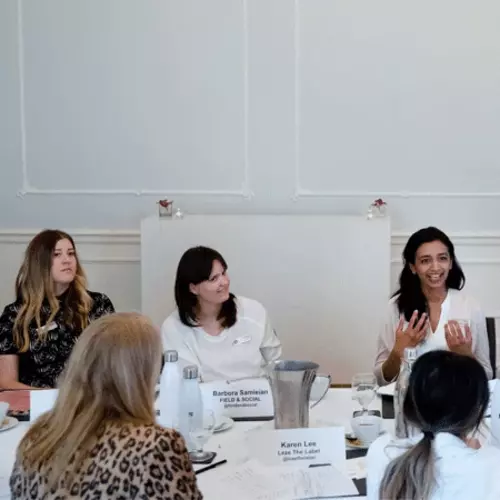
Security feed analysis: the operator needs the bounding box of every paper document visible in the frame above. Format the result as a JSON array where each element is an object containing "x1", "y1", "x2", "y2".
[
  {"x1": 197, "y1": 459, "x2": 359, "y2": 500},
  {"x1": 346, "y1": 457, "x2": 366, "y2": 479},
  {"x1": 0, "y1": 473, "x2": 10, "y2": 498},
  {"x1": 281, "y1": 465, "x2": 359, "y2": 499}
]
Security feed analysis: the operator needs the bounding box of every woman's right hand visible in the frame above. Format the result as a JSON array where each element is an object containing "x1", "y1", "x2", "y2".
[{"x1": 392, "y1": 311, "x2": 428, "y2": 358}]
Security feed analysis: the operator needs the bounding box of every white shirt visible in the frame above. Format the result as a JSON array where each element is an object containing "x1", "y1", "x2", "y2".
[
  {"x1": 160, "y1": 296, "x2": 282, "y2": 382},
  {"x1": 367, "y1": 432, "x2": 500, "y2": 500},
  {"x1": 489, "y1": 382, "x2": 500, "y2": 448},
  {"x1": 374, "y1": 289, "x2": 493, "y2": 385}
]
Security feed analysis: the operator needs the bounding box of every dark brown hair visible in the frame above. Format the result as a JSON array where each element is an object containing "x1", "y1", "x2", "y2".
[
  {"x1": 393, "y1": 227, "x2": 465, "y2": 321},
  {"x1": 379, "y1": 350, "x2": 488, "y2": 499},
  {"x1": 174, "y1": 246, "x2": 237, "y2": 328}
]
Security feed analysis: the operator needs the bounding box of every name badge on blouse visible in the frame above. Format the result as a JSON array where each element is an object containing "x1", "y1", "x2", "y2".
[
  {"x1": 232, "y1": 335, "x2": 251, "y2": 346},
  {"x1": 37, "y1": 322, "x2": 57, "y2": 334}
]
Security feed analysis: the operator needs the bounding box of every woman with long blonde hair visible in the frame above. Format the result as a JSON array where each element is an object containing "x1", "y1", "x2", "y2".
[
  {"x1": 10, "y1": 312, "x2": 202, "y2": 499},
  {"x1": 0, "y1": 229, "x2": 114, "y2": 389}
]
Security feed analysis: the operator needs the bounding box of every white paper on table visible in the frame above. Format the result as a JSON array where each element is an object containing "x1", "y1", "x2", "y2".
[
  {"x1": 338, "y1": 497, "x2": 366, "y2": 500},
  {"x1": 346, "y1": 457, "x2": 366, "y2": 479},
  {"x1": 0, "y1": 473, "x2": 10, "y2": 498},
  {"x1": 281, "y1": 465, "x2": 359, "y2": 499},
  {"x1": 197, "y1": 459, "x2": 358, "y2": 500},
  {"x1": 197, "y1": 460, "x2": 285, "y2": 500}
]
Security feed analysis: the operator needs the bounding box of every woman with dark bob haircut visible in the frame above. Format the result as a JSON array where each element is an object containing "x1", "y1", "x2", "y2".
[{"x1": 160, "y1": 246, "x2": 281, "y2": 381}]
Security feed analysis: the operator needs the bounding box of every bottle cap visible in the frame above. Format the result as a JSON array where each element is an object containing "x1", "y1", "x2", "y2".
[
  {"x1": 164, "y1": 350, "x2": 178, "y2": 362},
  {"x1": 183, "y1": 365, "x2": 199, "y2": 379}
]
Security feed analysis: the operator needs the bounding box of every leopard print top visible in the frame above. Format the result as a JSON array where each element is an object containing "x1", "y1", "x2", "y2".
[{"x1": 10, "y1": 421, "x2": 203, "y2": 500}]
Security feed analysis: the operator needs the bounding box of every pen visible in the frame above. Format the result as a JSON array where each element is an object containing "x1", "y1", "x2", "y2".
[{"x1": 195, "y1": 459, "x2": 228, "y2": 475}]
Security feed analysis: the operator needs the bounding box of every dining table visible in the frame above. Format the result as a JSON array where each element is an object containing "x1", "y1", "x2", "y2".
[{"x1": 0, "y1": 388, "x2": 398, "y2": 500}]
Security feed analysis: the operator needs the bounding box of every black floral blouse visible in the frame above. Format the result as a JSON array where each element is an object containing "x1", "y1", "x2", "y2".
[{"x1": 0, "y1": 290, "x2": 115, "y2": 388}]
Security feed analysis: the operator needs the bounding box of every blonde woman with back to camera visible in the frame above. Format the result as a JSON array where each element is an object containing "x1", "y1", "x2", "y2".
[
  {"x1": 0, "y1": 229, "x2": 115, "y2": 389},
  {"x1": 9, "y1": 313, "x2": 203, "y2": 500}
]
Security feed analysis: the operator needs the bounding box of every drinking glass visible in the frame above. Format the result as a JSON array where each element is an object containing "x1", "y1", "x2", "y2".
[
  {"x1": 188, "y1": 409, "x2": 216, "y2": 462},
  {"x1": 352, "y1": 373, "x2": 377, "y2": 414},
  {"x1": 452, "y1": 319, "x2": 471, "y2": 332}
]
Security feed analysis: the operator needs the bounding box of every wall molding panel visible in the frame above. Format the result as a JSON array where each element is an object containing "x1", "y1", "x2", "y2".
[
  {"x1": 291, "y1": 1, "x2": 500, "y2": 203},
  {"x1": 14, "y1": 0, "x2": 253, "y2": 200}
]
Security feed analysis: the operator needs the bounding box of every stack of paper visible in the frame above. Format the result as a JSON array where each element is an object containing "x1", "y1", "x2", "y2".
[{"x1": 197, "y1": 459, "x2": 359, "y2": 500}]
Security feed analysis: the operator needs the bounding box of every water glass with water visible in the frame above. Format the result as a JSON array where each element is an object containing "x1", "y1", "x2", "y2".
[
  {"x1": 352, "y1": 373, "x2": 377, "y2": 414},
  {"x1": 188, "y1": 409, "x2": 216, "y2": 463}
]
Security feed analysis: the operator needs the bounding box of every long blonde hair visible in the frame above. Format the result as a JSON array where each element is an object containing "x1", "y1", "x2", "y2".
[
  {"x1": 16, "y1": 312, "x2": 162, "y2": 489},
  {"x1": 13, "y1": 229, "x2": 92, "y2": 352}
]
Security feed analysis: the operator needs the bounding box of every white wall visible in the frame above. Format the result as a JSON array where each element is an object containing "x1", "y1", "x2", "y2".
[
  {"x1": 1, "y1": 2, "x2": 500, "y2": 368},
  {"x1": 2, "y1": 229, "x2": 500, "y2": 316},
  {"x1": 1, "y1": 0, "x2": 500, "y2": 232}
]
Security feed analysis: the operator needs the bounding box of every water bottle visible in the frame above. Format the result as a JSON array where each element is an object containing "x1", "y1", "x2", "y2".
[
  {"x1": 157, "y1": 350, "x2": 182, "y2": 430},
  {"x1": 394, "y1": 347, "x2": 418, "y2": 438},
  {"x1": 178, "y1": 365, "x2": 203, "y2": 451}
]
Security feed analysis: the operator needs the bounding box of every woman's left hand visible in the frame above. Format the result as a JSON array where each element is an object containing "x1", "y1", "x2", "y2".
[{"x1": 445, "y1": 320, "x2": 473, "y2": 356}]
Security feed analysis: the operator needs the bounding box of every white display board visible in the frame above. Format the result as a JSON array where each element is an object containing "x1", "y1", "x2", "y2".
[{"x1": 141, "y1": 214, "x2": 391, "y2": 383}]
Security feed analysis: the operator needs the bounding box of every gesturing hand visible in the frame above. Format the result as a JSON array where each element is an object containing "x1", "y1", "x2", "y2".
[
  {"x1": 393, "y1": 310, "x2": 428, "y2": 358},
  {"x1": 445, "y1": 320, "x2": 473, "y2": 356}
]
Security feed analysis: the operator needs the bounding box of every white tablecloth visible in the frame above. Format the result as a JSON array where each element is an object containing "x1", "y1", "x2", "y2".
[{"x1": 0, "y1": 389, "x2": 384, "y2": 499}]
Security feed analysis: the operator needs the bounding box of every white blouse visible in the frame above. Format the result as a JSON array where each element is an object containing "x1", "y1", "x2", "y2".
[
  {"x1": 374, "y1": 289, "x2": 492, "y2": 385},
  {"x1": 160, "y1": 296, "x2": 282, "y2": 382},
  {"x1": 367, "y1": 432, "x2": 500, "y2": 500}
]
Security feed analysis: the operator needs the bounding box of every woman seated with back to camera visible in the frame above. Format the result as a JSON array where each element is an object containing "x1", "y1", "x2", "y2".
[
  {"x1": 374, "y1": 226, "x2": 492, "y2": 385},
  {"x1": 0, "y1": 229, "x2": 115, "y2": 389},
  {"x1": 161, "y1": 246, "x2": 281, "y2": 382},
  {"x1": 10, "y1": 312, "x2": 202, "y2": 500},
  {"x1": 367, "y1": 350, "x2": 500, "y2": 500}
]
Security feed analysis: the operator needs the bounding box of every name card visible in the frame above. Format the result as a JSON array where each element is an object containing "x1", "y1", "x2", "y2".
[
  {"x1": 201, "y1": 378, "x2": 274, "y2": 420},
  {"x1": 30, "y1": 389, "x2": 59, "y2": 422},
  {"x1": 247, "y1": 427, "x2": 346, "y2": 469}
]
